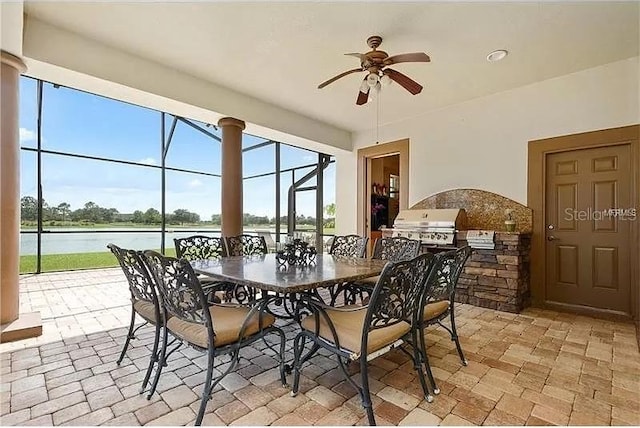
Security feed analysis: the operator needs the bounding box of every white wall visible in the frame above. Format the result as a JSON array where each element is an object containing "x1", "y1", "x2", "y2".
[
  {"x1": 0, "y1": 1, "x2": 24, "y2": 56},
  {"x1": 336, "y1": 57, "x2": 639, "y2": 234}
]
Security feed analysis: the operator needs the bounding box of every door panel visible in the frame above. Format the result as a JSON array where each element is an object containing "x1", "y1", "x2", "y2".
[
  {"x1": 545, "y1": 144, "x2": 631, "y2": 314},
  {"x1": 593, "y1": 181, "x2": 617, "y2": 231},
  {"x1": 557, "y1": 245, "x2": 578, "y2": 285},
  {"x1": 556, "y1": 184, "x2": 577, "y2": 231},
  {"x1": 592, "y1": 247, "x2": 618, "y2": 290}
]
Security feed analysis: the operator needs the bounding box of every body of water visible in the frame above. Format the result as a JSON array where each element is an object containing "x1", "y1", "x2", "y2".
[
  {"x1": 19, "y1": 228, "x2": 322, "y2": 255},
  {"x1": 20, "y1": 229, "x2": 221, "y2": 255}
]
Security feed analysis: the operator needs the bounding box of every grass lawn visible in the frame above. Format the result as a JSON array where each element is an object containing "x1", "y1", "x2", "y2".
[
  {"x1": 18, "y1": 228, "x2": 335, "y2": 274},
  {"x1": 20, "y1": 248, "x2": 177, "y2": 274}
]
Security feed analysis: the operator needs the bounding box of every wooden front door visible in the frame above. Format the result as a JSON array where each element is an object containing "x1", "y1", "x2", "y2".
[{"x1": 545, "y1": 144, "x2": 633, "y2": 314}]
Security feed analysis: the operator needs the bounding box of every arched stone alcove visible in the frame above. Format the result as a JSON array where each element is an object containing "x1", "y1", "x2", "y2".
[{"x1": 411, "y1": 188, "x2": 532, "y2": 233}]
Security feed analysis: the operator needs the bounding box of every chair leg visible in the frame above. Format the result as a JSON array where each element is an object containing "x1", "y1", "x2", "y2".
[
  {"x1": 117, "y1": 306, "x2": 136, "y2": 365},
  {"x1": 195, "y1": 347, "x2": 216, "y2": 426},
  {"x1": 411, "y1": 330, "x2": 434, "y2": 403},
  {"x1": 273, "y1": 327, "x2": 288, "y2": 387},
  {"x1": 291, "y1": 333, "x2": 306, "y2": 396},
  {"x1": 418, "y1": 326, "x2": 439, "y2": 395},
  {"x1": 140, "y1": 321, "x2": 161, "y2": 393},
  {"x1": 146, "y1": 324, "x2": 168, "y2": 399},
  {"x1": 360, "y1": 359, "x2": 376, "y2": 426},
  {"x1": 336, "y1": 355, "x2": 361, "y2": 394},
  {"x1": 449, "y1": 309, "x2": 467, "y2": 366}
]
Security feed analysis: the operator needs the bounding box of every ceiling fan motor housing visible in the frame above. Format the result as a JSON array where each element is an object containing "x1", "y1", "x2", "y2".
[{"x1": 367, "y1": 35, "x2": 383, "y2": 49}]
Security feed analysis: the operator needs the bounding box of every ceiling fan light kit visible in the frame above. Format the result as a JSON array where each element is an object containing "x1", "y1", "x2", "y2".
[
  {"x1": 318, "y1": 35, "x2": 430, "y2": 105},
  {"x1": 366, "y1": 73, "x2": 380, "y2": 87}
]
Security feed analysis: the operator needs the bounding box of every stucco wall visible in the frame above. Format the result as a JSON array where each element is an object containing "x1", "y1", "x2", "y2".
[{"x1": 336, "y1": 57, "x2": 639, "y2": 234}]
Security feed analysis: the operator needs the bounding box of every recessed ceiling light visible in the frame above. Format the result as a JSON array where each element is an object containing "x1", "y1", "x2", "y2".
[{"x1": 487, "y1": 49, "x2": 508, "y2": 62}]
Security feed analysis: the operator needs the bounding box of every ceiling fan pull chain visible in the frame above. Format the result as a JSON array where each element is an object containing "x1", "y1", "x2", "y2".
[{"x1": 376, "y1": 89, "x2": 380, "y2": 144}]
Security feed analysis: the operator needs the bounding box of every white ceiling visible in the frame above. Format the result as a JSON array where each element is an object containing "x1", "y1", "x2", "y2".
[{"x1": 24, "y1": 1, "x2": 639, "y2": 133}]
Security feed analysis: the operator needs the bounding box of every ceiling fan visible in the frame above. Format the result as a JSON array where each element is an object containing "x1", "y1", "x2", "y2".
[{"x1": 318, "y1": 35, "x2": 430, "y2": 105}]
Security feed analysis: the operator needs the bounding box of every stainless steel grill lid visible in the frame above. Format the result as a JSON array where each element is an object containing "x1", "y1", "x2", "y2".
[{"x1": 390, "y1": 209, "x2": 467, "y2": 246}]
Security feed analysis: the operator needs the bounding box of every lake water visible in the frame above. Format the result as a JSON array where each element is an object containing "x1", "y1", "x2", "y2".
[{"x1": 19, "y1": 228, "x2": 323, "y2": 255}]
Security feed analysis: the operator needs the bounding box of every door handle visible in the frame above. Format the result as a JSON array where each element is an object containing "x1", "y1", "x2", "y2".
[{"x1": 547, "y1": 236, "x2": 559, "y2": 241}]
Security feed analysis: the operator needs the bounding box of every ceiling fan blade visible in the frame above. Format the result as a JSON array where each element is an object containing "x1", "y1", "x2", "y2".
[
  {"x1": 318, "y1": 68, "x2": 363, "y2": 89},
  {"x1": 384, "y1": 69, "x2": 423, "y2": 95},
  {"x1": 384, "y1": 52, "x2": 431, "y2": 66},
  {"x1": 345, "y1": 52, "x2": 371, "y2": 68},
  {"x1": 344, "y1": 52, "x2": 365, "y2": 60},
  {"x1": 356, "y1": 82, "x2": 369, "y2": 105}
]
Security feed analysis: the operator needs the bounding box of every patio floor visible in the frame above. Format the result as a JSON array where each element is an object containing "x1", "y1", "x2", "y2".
[{"x1": 1, "y1": 268, "x2": 639, "y2": 426}]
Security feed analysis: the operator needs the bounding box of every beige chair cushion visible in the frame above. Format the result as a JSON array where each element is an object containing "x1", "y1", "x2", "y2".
[
  {"x1": 301, "y1": 307, "x2": 410, "y2": 358},
  {"x1": 167, "y1": 305, "x2": 276, "y2": 349},
  {"x1": 134, "y1": 299, "x2": 158, "y2": 323},
  {"x1": 423, "y1": 300, "x2": 450, "y2": 321}
]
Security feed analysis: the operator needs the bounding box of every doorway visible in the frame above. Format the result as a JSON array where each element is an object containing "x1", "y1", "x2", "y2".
[
  {"x1": 529, "y1": 125, "x2": 639, "y2": 320},
  {"x1": 357, "y1": 139, "x2": 409, "y2": 254}
]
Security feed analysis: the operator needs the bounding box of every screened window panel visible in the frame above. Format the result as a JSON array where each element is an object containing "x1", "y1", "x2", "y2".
[
  {"x1": 19, "y1": 77, "x2": 38, "y2": 149},
  {"x1": 243, "y1": 175, "x2": 276, "y2": 226},
  {"x1": 164, "y1": 117, "x2": 222, "y2": 175},
  {"x1": 243, "y1": 144, "x2": 275, "y2": 177},
  {"x1": 41, "y1": 83, "x2": 160, "y2": 163},
  {"x1": 243, "y1": 133, "x2": 272, "y2": 150},
  {"x1": 280, "y1": 144, "x2": 318, "y2": 171},
  {"x1": 165, "y1": 170, "x2": 221, "y2": 225},
  {"x1": 41, "y1": 154, "x2": 161, "y2": 229}
]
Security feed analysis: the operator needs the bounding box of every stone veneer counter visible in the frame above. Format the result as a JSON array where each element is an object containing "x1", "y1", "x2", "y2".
[{"x1": 455, "y1": 231, "x2": 531, "y2": 313}]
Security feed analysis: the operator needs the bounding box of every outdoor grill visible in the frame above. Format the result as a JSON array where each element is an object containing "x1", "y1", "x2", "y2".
[{"x1": 382, "y1": 208, "x2": 467, "y2": 249}]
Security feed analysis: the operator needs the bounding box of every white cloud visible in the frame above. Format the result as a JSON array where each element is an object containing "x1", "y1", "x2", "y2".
[
  {"x1": 138, "y1": 157, "x2": 157, "y2": 165},
  {"x1": 188, "y1": 179, "x2": 203, "y2": 188},
  {"x1": 19, "y1": 128, "x2": 36, "y2": 142}
]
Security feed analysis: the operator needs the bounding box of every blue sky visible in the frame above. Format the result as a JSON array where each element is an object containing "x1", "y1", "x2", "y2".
[{"x1": 19, "y1": 78, "x2": 335, "y2": 219}]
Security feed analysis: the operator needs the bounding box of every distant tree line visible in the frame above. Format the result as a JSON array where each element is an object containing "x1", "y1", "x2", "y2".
[
  {"x1": 20, "y1": 197, "x2": 201, "y2": 225},
  {"x1": 20, "y1": 196, "x2": 336, "y2": 227}
]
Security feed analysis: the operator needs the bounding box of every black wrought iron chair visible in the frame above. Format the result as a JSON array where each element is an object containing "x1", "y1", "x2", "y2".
[
  {"x1": 174, "y1": 235, "x2": 228, "y2": 302},
  {"x1": 291, "y1": 253, "x2": 436, "y2": 425},
  {"x1": 328, "y1": 234, "x2": 368, "y2": 257},
  {"x1": 221, "y1": 234, "x2": 269, "y2": 303},
  {"x1": 224, "y1": 234, "x2": 268, "y2": 256},
  {"x1": 143, "y1": 250, "x2": 287, "y2": 426},
  {"x1": 356, "y1": 236, "x2": 421, "y2": 289},
  {"x1": 107, "y1": 243, "x2": 165, "y2": 398},
  {"x1": 174, "y1": 235, "x2": 227, "y2": 260},
  {"x1": 324, "y1": 234, "x2": 369, "y2": 305},
  {"x1": 415, "y1": 246, "x2": 472, "y2": 396}
]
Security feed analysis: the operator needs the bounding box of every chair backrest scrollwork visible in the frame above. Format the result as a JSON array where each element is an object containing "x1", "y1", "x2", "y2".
[
  {"x1": 143, "y1": 250, "x2": 213, "y2": 329},
  {"x1": 108, "y1": 243, "x2": 159, "y2": 305},
  {"x1": 420, "y1": 246, "x2": 472, "y2": 307},
  {"x1": 174, "y1": 235, "x2": 227, "y2": 261},
  {"x1": 225, "y1": 235, "x2": 268, "y2": 256},
  {"x1": 363, "y1": 253, "x2": 436, "y2": 339},
  {"x1": 372, "y1": 237, "x2": 421, "y2": 262},
  {"x1": 328, "y1": 235, "x2": 368, "y2": 258}
]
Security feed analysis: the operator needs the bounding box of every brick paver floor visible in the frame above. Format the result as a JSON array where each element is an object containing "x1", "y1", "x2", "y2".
[{"x1": 1, "y1": 268, "x2": 639, "y2": 425}]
